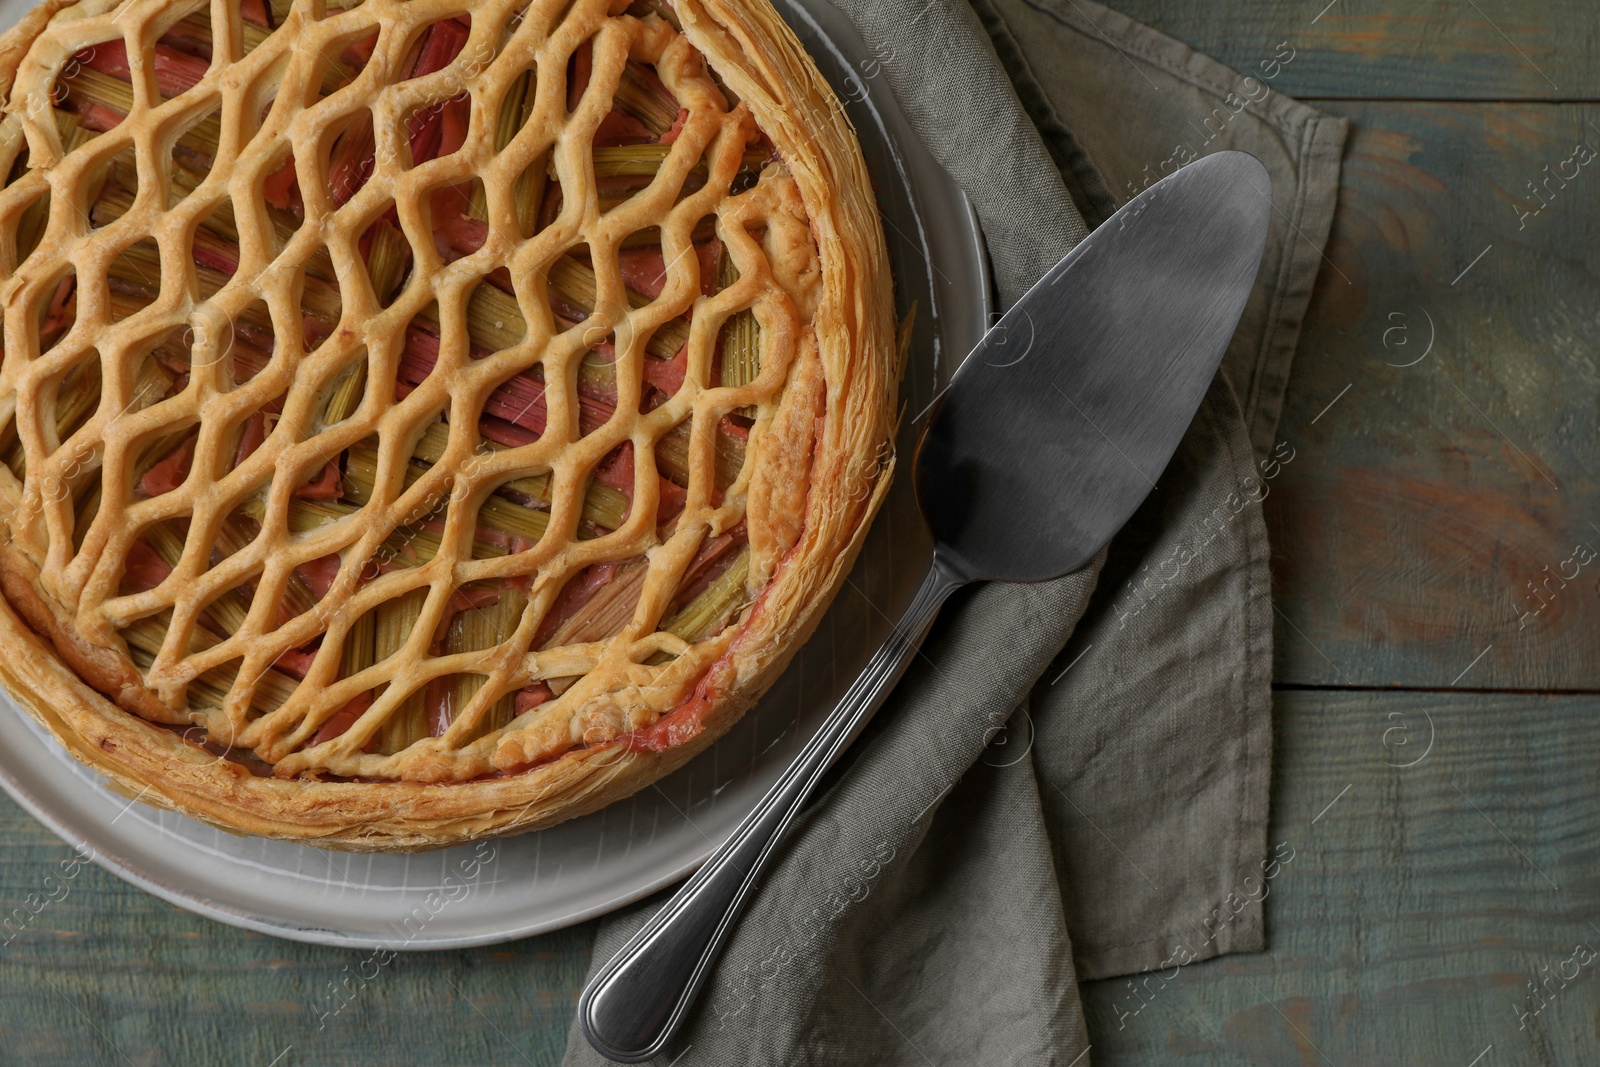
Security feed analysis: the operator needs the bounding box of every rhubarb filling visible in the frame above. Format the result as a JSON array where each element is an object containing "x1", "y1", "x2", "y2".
[{"x1": 0, "y1": 0, "x2": 808, "y2": 784}]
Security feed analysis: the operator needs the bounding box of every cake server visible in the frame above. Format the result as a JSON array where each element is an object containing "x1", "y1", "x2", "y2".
[{"x1": 580, "y1": 150, "x2": 1273, "y2": 1062}]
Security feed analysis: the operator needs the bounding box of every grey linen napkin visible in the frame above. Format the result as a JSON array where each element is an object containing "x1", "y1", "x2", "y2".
[{"x1": 563, "y1": 1, "x2": 1345, "y2": 1062}]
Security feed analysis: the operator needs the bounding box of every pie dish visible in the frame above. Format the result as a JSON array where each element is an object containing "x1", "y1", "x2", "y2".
[{"x1": 0, "y1": 0, "x2": 896, "y2": 849}]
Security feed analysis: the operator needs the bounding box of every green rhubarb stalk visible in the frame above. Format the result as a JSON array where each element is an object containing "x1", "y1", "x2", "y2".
[
  {"x1": 189, "y1": 658, "x2": 298, "y2": 716},
  {"x1": 662, "y1": 544, "x2": 750, "y2": 643},
  {"x1": 615, "y1": 62, "x2": 679, "y2": 136},
  {"x1": 376, "y1": 588, "x2": 429, "y2": 753},
  {"x1": 339, "y1": 600, "x2": 375, "y2": 696},
  {"x1": 0, "y1": 355, "x2": 99, "y2": 471},
  {"x1": 71, "y1": 484, "x2": 99, "y2": 551},
  {"x1": 470, "y1": 70, "x2": 534, "y2": 224},
  {"x1": 140, "y1": 520, "x2": 254, "y2": 635},
  {"x1": 716, "y1": 250, "x2": 760, "y2": 405},
  {"x1": 363, "y1": 219, "x2": 410, "y2": 305},
  {"x1": 322, "y1": 359, "x2": 366, "y2": 425},
  {"x1": 10, "y1": 113, "x2": 82, "y2": 262},
  {"x1": 8, "y1": 355, "x2": 169, "y2": 480},
  {"x1": 589, "y1": 144, "x2": 768, "y2": 179},
  {"x1": 125, "y1": 611, "x2": 300, "y2": 720},
  {"x1": 547, "y1": 255, "x2": 690, "y2": 358},
  {"x1": 443, "y1": 585, "x2": 526, "y2": 734}
]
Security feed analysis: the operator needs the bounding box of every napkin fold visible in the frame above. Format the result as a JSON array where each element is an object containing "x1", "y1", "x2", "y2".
[{"x1": 564, "y1": 1, "x2": 1345, "y2": 1062}]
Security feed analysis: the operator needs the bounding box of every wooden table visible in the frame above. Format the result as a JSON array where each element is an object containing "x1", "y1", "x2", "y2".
[
  {"x1": 1074, "y1": 2, "x2": 1600, "y2": 1064},
  {"x1": 4, "y1": 3, "x2": 1597, "y2": 1064}
]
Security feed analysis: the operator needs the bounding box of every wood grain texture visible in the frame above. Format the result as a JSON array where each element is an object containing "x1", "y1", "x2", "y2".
[
  {"x1": 1095, "y1": 0, "x2": 1594, "y2": 101},
  {"x1": 0, "y1": 793, "x2": 596, "y2": 1067},
  {"x1": 1082, "y1": 688, "x2": 1600, "y2": 1064},
  {"x1": 1266, "y1": 101, "x2": 1600, "y2": 689}
]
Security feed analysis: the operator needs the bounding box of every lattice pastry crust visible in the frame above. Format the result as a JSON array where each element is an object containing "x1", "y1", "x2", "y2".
[{"x1": 0, "y1": 0, "x2": 895, "y2": 849}]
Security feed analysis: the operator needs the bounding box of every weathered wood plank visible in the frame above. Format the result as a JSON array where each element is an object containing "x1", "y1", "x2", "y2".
[
  {"x1": 1095, "y1": 0, "x2": 1598, "y2": 100},
  {"x1": 0, "y1": 793, "x2": 594, "y2": 1066},
  {"x1": 1266, "y1": 101, "x2": 1600, "y2": 689},
  {"x1": 1083, "y1": 688, "x2": 1600, "y2": 1064}
]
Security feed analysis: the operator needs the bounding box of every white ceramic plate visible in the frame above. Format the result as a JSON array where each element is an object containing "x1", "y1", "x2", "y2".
[{"x1": 0, "y1": 0, "x2": 991, "y2": 948}]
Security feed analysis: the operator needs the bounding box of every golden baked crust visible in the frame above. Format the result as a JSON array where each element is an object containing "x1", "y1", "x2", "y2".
[{"x1": 0, "y1": 0, "x2": 895, "y2": 849}]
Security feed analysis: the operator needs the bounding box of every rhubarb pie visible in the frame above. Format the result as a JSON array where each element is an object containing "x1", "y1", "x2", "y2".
[{"x1": 0, "y1": 0, "x2": 895, "y2": 848}]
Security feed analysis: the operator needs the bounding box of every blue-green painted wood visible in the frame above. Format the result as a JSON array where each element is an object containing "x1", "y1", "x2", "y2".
[
  {"x1": 0, "y1": 798, "x2": 597, "y2": 1066},
  {"x1": 1082, "y1": 689, "x2": 1600, "y2": 1065},
  {"x1": 1266, "y1": 101, "x2": 1600, "y2": 690},
  {"x1": 1096, "y1": 0, "x2": 1600, "y2": 101}
]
